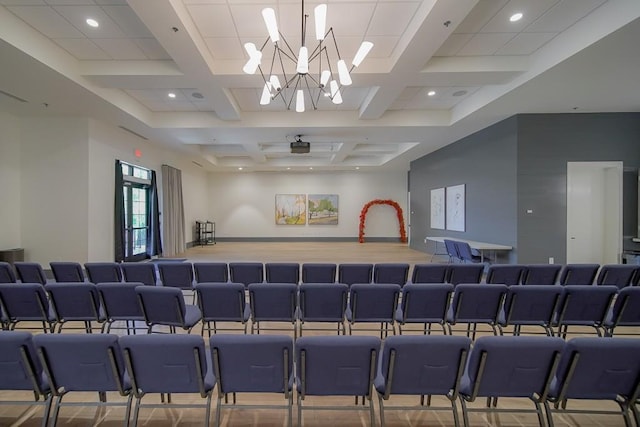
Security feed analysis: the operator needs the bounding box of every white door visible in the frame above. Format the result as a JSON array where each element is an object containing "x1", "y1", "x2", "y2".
[{"x1": 566, "y1": 162, "x2": 622, "y2": 264}]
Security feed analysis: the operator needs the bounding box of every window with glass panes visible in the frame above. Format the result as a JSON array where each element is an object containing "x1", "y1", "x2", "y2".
[{"x1": 121, "y1": 163, "x2": 151, "y2": 261}]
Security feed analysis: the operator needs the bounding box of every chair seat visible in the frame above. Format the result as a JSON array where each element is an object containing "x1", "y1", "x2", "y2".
[
  {"x1": 184, "y1": 304, "x2": 203, "y2": 328},
  {"x1": 345, "y1": 307, "x2": 392, "y2": 323}
]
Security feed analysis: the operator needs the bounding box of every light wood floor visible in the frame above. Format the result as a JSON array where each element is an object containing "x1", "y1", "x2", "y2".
[{"x1": 0, "y1": 243, "x2": 634, "y2": 427}]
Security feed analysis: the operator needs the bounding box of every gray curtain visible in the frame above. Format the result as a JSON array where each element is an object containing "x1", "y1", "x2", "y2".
[{"x1": 161, "y1": 164, "x2": 186, "y2": 256}]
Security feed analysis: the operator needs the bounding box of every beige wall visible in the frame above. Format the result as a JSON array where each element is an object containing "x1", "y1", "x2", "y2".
[{"x1": 0, "y1": 112, "x2": 21, "y2": 249}]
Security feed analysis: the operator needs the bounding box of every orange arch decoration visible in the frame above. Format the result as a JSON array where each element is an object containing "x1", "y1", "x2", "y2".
[{"x1": 359, "y1": 199, "x2": 407, "y2": 243}]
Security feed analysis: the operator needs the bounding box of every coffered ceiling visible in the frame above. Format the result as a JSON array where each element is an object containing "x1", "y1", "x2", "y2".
[{"x1": 0, "y1": 0, "x2": 639, "y2": 171}]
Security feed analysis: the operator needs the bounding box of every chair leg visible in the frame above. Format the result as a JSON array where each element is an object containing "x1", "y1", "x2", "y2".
[
  {"x1": 378, "y1": 395, "x2": 386, "y2": 427},
  {"x1": 460, "y1": 397, "x2": 470, "y2": 427}
]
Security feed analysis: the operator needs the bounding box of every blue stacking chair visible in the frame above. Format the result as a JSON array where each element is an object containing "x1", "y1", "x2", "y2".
[
  {"x1": 454, "y1": 242, "x2": 482, "y2": 264},
  {"x1": 84, "y1": 262, "x2": 123, "y2": 284},
  {"x1": 558, "y1": 264, "x2": 599, "y2": 285},
  {"x1": 196, "y1": 282, "x2": 250, "y2": 336},
  {"x1": 446, "y1": 284, "x2": 508, "y2": 339},
  {"x1": 447, "y1": 264, "x2": 483, "y2": 285},
  {"x1": 135, "y1": 286, "x2": 201, "y2": 334},
  {"x1": 34, "y1": 333, "x2": 133, "y2": 427},
  {"x1": 395, "y1": 283, "x2": 453, "y2": 335},
  {"x1": 14, "y1": 262, "x2": 48, "y2": 285},
  {"x1": 298, "y1": 282, "x2": 348, "y2": 336},
  {"x1": 338, "y1": 263, "x2": 373, "y2": 286},
  {"x1": 301, "y1": 263, "x2": 336, "y2": 283},
  {"x1": 410, "y1": 264, "x2": 448, "y2": 284},
  {"x1": 265, "y1": 262, "x2": 300, "y2": 284},
  {"x1": 346, "y1": 283, "x2": 400, "y2": 338},
  {"x1": 193, "y1": 262, "x2": 228, "y2": 283},
  {"x1": 97, "y1": 282, "x2": 146, "y2": 334},
  {"x1": 248, "y1": 283, "x2": 298, "y2": 337},
  {"x1": 0, "y1": 262, "x2": 17, "y2": 283},
  {"x1": 485, "y1": 264, "x2": 526, "y2": 285},
  {"x1": 120, "y1": 334, "x2": 214, "y2": 427},
  {"x1": 522, "y1": 264, "x2": 562, "y2": 285},
  {"x1": 296, "y1": 335, "x2": 380, "y2": 427},
  {"x1": 375, "y1": 335, "x2": 471, "y2": 427},
  {"x1": 595, "y1": 264, "x2": 639, "y2": 289},
  {"x1": 49, "y1": 262, "x2": 85, "y2": 282},
  {"x1": 120, "y1": 263, "x2": 158, "y2": 287},
  {"x1": 46, "y1": 283, "x2": 105, "y2": 333},
  {"x1": 157, "y1": 262, "x2": 196, "y2": 303},
  {"x1": 602, "y1": 286, "x2": 640, "y2": 337},
  {"x1": 229, "y1": 262, "x2": 263, "y2": 287},
  {"x1": 498, "y1": 285, "x2": 563, "y2": 336},
  {"x1": 459, "y1": 336, "x2": 565, "y2": 427},
  {"x1": 546, "y1": 337, "x2": 640, "y2": 427},
  {"x1": 444, "y1": 239, "x2": 461, "y2": 263},
  {"x1": 0, "y1": 283, "x2": 57, "y2": 333},
  {"x1": 373, "y1": 263, "x2": 409, "y2": 286},
  {"x1": 553, "y1": 285, "x2": 617, "y2": 338},
  {"x1": 210, "y1": 334, "x2": 294, "y2": 427},
  {"x1": 0, "y1": 331, "x2": 52, "y2": 427}
]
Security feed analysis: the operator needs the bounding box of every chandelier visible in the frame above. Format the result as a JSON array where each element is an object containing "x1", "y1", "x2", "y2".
[{"x1": 242, "y1": 0, "x2": 373, "y2": 112}]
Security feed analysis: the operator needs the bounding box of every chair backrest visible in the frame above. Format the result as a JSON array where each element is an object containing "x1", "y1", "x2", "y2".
[
  {"x1": 265, "y1": 262, "x2": 300, "y2": 284},
  {"x1": 229, "y1": 262, "x2": 264, "y2": 286},
  {"x1": 14, "y1": 262, "x2": 47, "y2": 285},
  {"x1": 248, "y1": 283, "x2": 298, "y2": 322},
  {"x1": 120, "y1": 334, "x2": 210, "y2": 394},
  {"x1": 501, "y1": 285, "x2": 563, "y2": 326},
  {"x1": 84, "y1": 262, "x2": 123, "y2": 284},
  {"x1": 398, "y1": 283, "x2": 453, "y2": 323},
  {"x1": 443, "y1": 239, "x2": 460, "y2": 262},
  {"x1": 34, "y1": 333, "x2": 128, "y2": 393},
  {"x1": 193, "y1": 262, "x2": 228, "y2": 283},
  {"x1": 96, "y1": 282, "x2": 144, "y2": 320},
  {"x1": 338, "y1": 263, "x2": 373, "y2": 286},
  {"x1": 522, "y1": 264, "x2": 562, "y2": 285},
  {"x1": 449, "y1": 284, "x2": 507, "y2": 323},
  {"x1": 447, "y1": 264, "x2": 484, "y2": 285},
  {"x1": 50, "y1": 262, "x2": 85, "y2": 282},
  {"x1": 46, "y1": 283, "x2": 102, "y2": 321},
  {"x1": 558, "y1": 264, "x2": 599, "y2": 286},
  {"x1": 196, "y1": 282, "x2": 247, "y2": 321},
  {"x1": 373, "y1": 263, "x2": 409, "y2": 286},
  {"x1": 595, "y1": 264, "x2": 639, "y2": 289},
  {"x1": 556, "y1": 285, "x2": 617, "y2": 325},
  {"x1": 135, "y1": 286, "x2": 188, "y2": 328},
  {"x1": 349, "y1": 283, "x2": 400, "y2": 322},
  {"x1": 410, "y1": 264, "x2": 448, "y2": 284},
  {"x1": 210, "y1": 334, "x2": 293, "y2": 394},
  {"x1": 0, "y1": 331, "x2": 47, "y2": 393},
  {"x1": 0, "y1": 262, "x2": 17, "y2": 283},
  {"x1": 157, "y1": 262, "x2": 194, "y2": 289},
  {"x1": 454, "y1": 242, "x2": 480, "y2": 263},
  {"x1": 462, "y1": 336, "x2": 564, "y2": 398},
  {"x1": 485, "y1": 264, "x2": 526, "y2": 285},
  {"x1": 607, "y1": 286, "x2": 640, "y2": 327},
  {"x1": 551, "y1": 337, "x2": 640, "y2": 400},
  {"x1": 298, "y1": 283, "x2": 348, "y2": 322},
  {"x1": 296, "y1": 335, "x2": 380, "y2": 397},
  {"x1": 376, "y1": 335, "x2": 471, "y2": 397},
  {"x1": 0, "y1": 283, "x2": 51, "y2": 322},
  {"x1": 301, "y1": 263, "x2": 336, "y2": 283},
  {"x1": 120, "y1": 262, "x2": 158, "y2": 286}
]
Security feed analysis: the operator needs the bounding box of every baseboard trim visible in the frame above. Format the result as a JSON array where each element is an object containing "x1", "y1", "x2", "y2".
[{"x1": 188, "y1": 237, "x2": 403, "y2": 244}]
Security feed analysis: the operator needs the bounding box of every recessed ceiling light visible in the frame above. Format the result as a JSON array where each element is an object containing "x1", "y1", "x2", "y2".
[
  {"x1": 86, "y1": 18, "x2": 99, "y2": 28},
  {"x1": 167, "y1": 92, "x2": 176, "y2": 98},
  {"x1": 427, "y1": 90, "x2": 436, "y2": 97},
  {"x1": 286, "y1": 167, "x2": 291, "y2": 170},
  {"x1": 355, "y1": 167, "x2": 360, "y2": 170},
  {"x1": 238, "y1": 167, "x2": 243, "y2": 171},
  {"x1": 510, "y1": 12, "x2": 523, "y2": 22},
  {"x1": 309, "y1": 167, "x2": 313, "y2": 170}
]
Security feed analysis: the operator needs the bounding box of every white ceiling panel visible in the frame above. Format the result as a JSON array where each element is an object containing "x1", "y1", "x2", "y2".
[
  {"x1": 480, "y1": 0, "x2": 559, "y2": 33},
  {"x1": 454, "y1": 0, "x2": 509, "y2": 34},
  {"x1": 362, "y1": 36, "x2": 398, "y2": 58},
  {"x1": 456, "y1": 32, "x2": 515, "y2": 56},
  {"x1": 54, "y1": 5, "x2": 126, "y2": 38},
  {"x1": 204, "y1": 37, "x2": 245, "y2": 60},
  {"x1": 7, "y1": 6, "x2": 85, "y2": 38},
  {"x1": 0, "y1": 0, "x2": 46, "y2": 5},
  {"x1": 101, "y1": 5, "x2": 154, "y2": 38},
  {"x1": 230, "y1": 4, "x2": 274, "y2": 39},
  {"x1": 367, "y1": 1, "x2": 420, "y2": 37},
  {"x1": 525, "y1": 0, "x2": 606, "y2": 33},
  {"x1": 323, "y1": 3, "x2": 376, "y2": 37},
  {"x1": 54, "y1": 37, "x2": 111, "y2": 59},
  {"x1": 95, "y1": 0, "x2": 127, "y2": 4},
  {"x1": 495, "y1": 32, "x2": 556, "y2": 55},
  {"x1": 93, "y1": 38, "x2": 147, "y2": 59},
  {"x1": 434, "y1": 33, "x2": 474, "y2": 56},
  {"x1": 187, "y1": 4, "x2": 237, "y2": 38},
  {"x1": 132, "y1": 38, "x2": 172, "y2": 60},
  {"x1": 44, "y1": 0, "x2": 99, "y2": 4}
]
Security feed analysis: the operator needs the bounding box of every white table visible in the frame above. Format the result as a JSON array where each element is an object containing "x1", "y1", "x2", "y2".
[{"x1": 426, "y1": 236, "x2": 513, "y2": 263}]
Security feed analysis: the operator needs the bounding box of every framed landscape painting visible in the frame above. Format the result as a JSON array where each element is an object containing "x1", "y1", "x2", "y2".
[
  {"x1": 308, "y1": 194, "x2": 339, "y2": 225},
  {"x1": 275, "y1": 194, "x2": 307, "y2": 225}
]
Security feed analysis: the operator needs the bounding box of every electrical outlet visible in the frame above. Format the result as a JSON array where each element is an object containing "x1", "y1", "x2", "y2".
[{"x1": 548, "y1": 257, "x2": 554, "y2": 264}]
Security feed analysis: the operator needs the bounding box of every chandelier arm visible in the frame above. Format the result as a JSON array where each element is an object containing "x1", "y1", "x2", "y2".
[
  {"x1": 258, "y1": 37, "x2": 270, "y2": 52},
  {"x1": 303, "y1": 75, "x2": 318, "y2": 110},
  {"x1": 322, "y1": 45, "x2": 335, "y2": 78},
  {"x1": 279, "y1": 33, "x2": 299, "y2": 60},
  {"x1": 267, "y1": 45, "x2": 278, "y2": 77},
  {"x1": 287, "y1": 77, "x2": 302, "y2": 110},
  {"x1": 328, "y1": 28, "x2": 342, "y2": 59}
]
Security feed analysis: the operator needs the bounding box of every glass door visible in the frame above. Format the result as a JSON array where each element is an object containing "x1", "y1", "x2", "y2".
[{"x1": 123, "y1": 183, "x2": 149, "y2": 261}]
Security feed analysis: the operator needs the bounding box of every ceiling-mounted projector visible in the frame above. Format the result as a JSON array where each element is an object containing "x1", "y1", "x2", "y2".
[{"x1": 290, "y1": 136, "x2": 310, "y2": 154}]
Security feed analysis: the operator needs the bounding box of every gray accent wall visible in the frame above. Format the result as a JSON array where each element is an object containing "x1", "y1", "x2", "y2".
[{"x1": 410, "y1": 113, "x2": 640, "y2": 264}]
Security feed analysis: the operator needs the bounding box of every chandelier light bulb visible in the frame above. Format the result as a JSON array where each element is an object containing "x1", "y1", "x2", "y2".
[
  {"x1": 269, "y1": 75, "x2": 281, "y2": 91},
  {"x1": 337, "y1": 59, "x2": 352, "y2": 86},
  {"x1": 262, "y1": 8, "x2": 280, "y2": 43},
  {"x1": 330, "y1": 80, "x2": 342, "y2": 104},
  {"x1": 242, "y1": 43, "x2": 262, "y2": 74},
  {"x1": 352, "y1": 41, "x2": 373, "y2": 67},
  {"x1": 320, "y1": 70, "x2": 331, "y2": 87},
  {"x1": 297, "y1": 46, "x2": 309, "y2": 74},
  {"x1": 296, "y1": 90, "x2": 305, "y2": 112},
  {"x1": 260, "y1": 83, "x2": 272, "y2": 105},
  {"x1": 314, "y1": 4, "x2": 327, "y2": 41}
]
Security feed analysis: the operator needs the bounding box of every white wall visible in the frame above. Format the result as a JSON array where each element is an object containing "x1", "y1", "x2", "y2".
[
  {"x1": 207, "y1": 171, "x2": 408, "y2": 239},
  {"x1": 0, "y1": 112, "x2": 21, "y2": 249}
]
